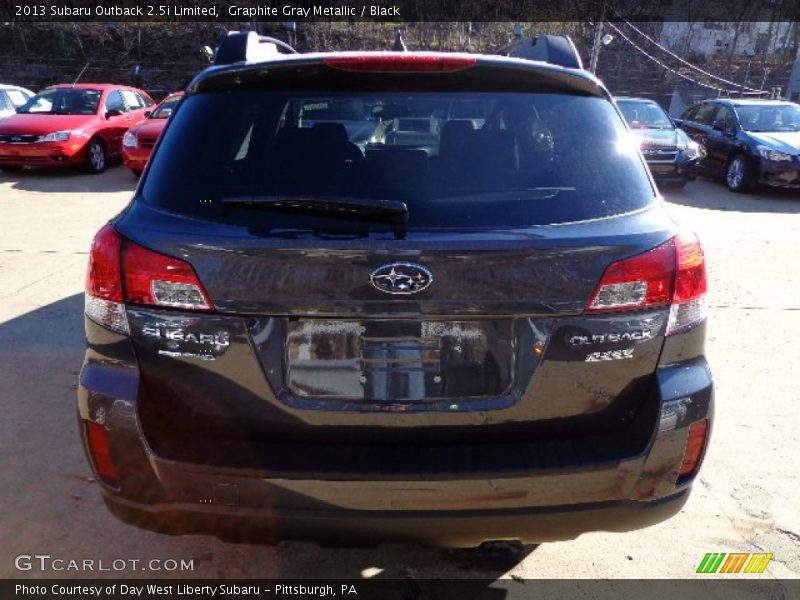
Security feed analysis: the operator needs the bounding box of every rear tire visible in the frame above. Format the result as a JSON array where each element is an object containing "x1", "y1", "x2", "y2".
[
  {"x1": 131, "y1": 169, "x2": 143, "y2": 177},
  {"x1": 1, "y1": 165, "x2": 23, "y2": 172},
  {"x1": 85, "y1": 139, "x2": 107, "y2": 174},
  {"x1": 725, "y1": 154, "x2": 752, "y2": 193}
]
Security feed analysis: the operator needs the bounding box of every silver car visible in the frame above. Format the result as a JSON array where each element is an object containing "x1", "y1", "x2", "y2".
[{"x1": 0, "y1": 84, "x2": 34, "y2": 121}]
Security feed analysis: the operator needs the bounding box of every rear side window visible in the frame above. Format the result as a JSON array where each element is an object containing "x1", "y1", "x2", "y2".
[
  {"x1": 681, "y1": 105, "x2": 697, "y2": 121},
  {"x1": 714, "y1": 105, "x2": 736, "y2": 130},
  {"x1": 104, "y1": 91, "x2": 126, "y2": 113},
  {"x1": 142, "y1": 90, "x2": 654, "y2": 231},
  {"x1": 135, "y1": 92, "x2": 154, "y2": 107},
  {"x1": 121, "y1": 90, "x2": 143, "y2": 109},
  {"x1": 693, "y1": 103, "x2": 718, "y2": 125}
]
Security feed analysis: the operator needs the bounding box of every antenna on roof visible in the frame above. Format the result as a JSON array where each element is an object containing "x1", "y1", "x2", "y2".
[
  {"x1": 391, "y1": 30, "x2": 407, "y2": 52},
  {"x1": 72, "y1": 62, "x2": 90, "y2": 86}
]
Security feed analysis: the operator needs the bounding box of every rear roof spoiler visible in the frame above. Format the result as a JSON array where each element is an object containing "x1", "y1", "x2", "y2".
[
  {"x1": 496, "y1": 35, "x2": 584, "y2": 70},
  {"x1": 214, "y1": 31, "x2": 297, "y2": 65},
  {"x1": 214, "y1": 31, "x2": 583, "y2": 71}
]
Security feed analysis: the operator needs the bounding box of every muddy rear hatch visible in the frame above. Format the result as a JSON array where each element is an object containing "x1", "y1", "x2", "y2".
[{"x1": 114, "y1": 57, "x2": 674, "y2": 466}]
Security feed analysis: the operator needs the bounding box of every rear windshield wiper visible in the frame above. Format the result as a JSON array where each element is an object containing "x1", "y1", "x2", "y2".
[{"x1": 221, "y1": 195, "x2": 409, "y2": 224}]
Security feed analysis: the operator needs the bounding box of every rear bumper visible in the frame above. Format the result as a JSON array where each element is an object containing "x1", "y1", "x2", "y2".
[
  {"x1": 102, "y1": 488, "x2": 690, "y2": 547},
  {"x1": 78, "y1": 361, "x2": 713, "y2": 545}
]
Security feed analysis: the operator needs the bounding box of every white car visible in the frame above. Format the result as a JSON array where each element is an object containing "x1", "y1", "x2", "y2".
[{"x1": 0, "y1": 85, "x2": 35, "y2": 120}]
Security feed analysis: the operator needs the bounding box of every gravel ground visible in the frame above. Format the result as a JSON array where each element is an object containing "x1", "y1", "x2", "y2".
[{"x1": 0, "y1": 167, "x2": 797, "y2": 581}]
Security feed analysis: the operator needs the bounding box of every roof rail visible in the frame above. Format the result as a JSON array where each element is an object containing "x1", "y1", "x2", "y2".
[
  {"x1": 214, "y1": 31, "x2": 297, "y2": 66},
  {"x1": 497, "y1": 35, "x2": 583, "y2": 70}
]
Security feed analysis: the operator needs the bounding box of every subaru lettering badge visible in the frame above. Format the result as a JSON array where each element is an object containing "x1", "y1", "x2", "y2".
[{"x1": 370, "y1": 262, "x2": 433, "y2": 295}]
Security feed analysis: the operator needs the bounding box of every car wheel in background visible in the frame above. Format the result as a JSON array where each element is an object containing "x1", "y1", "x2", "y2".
[
  {"x1": 0, "y1": 165, "x2": 23, "y2": 172},
  {"x1": 85, "y1": 139, "x2": 107, "y2": 174},
  {"x1": 725, "y1": 154, "x2": 752, "y2": 193},
  {"x1": 131, "y1": 169, "x2": 142, "y2": 177}
]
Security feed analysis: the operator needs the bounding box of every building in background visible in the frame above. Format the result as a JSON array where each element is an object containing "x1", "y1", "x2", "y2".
[
  {"x1": 659, "y1": 21, "x2": 797, "y2": 58},
  {"x1": 787, "y1": 53, "x2": 800, "y2": 101}
]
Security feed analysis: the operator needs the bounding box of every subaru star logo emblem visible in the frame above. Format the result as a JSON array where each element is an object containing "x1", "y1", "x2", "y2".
[{"x1": 369, "y1": 262, "x2": 433, "y2": 295}]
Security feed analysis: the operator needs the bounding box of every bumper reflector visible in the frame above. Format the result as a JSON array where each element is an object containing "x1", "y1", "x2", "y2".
[
  {"x1": 84, "y1": 296, "x2": 129, "y2": 335},
  {"x1": 678, "y1": 419, "x2": 709, "y2": 480},
  {"x1": 85, "y1": 421, "x2": 118, "y2": 486},
  {"x1": 667, "y1": 295, "x2": 708, "y2": 335}
]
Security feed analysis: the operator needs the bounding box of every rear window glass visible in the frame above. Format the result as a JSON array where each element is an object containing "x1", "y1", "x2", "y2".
[{"x1": 142, "y1": 90, "x2": 654, "y2": 231}]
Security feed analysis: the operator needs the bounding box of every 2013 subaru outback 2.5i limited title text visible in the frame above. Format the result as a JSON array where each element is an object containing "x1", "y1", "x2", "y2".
[{"x1": 78, "y1": 33, "x2": 712, "y2": 547}]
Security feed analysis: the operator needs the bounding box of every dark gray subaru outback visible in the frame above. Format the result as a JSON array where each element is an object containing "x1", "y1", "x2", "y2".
[{"x1": 79, "y1": 34, "x2": 712, "y2": 547}]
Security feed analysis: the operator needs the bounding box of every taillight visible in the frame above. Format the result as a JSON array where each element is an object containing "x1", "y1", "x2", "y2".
[
  {"x1": 123, "y1": 241, "x2": 212, "y2": 311},
  {"x1": 585, "y1": 232, "x2": 707, "y2": 335},
  {"x1": 668, "y1": 232, "x2": 707, "y2": 334},
  {"x1": 324, "y1": 55, "x2": 477, "y2": 72},
  {"x1": 86, "y1": 224, "x2": 123, "y2": 302},
  {"x1": 84, "y1": 420, "x2": 118, "y2": 486},
  {"x1": 85, "y1": 224, "x2": 212, "y2": 333},
  {"x1": 85, "y1": 225, "x2": 128, "y2": 334},
  {"x1": 586, "y1": 240, "x2": 675, "y2": 312},
  {"x1": 678, "y1": 419, "x2": 709, "y2": 480}
]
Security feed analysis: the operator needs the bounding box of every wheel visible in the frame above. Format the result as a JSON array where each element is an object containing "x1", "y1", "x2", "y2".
[
  {"x1": 85, "y1": 139, "x2": 107, "y2": 174},
  {"x1": 0, "y1": 165, "x2": 23, "y2": 172},
  {"x1": 131, "y1": 169, "x2": 143, "y2": 177},
  {"x1": 725, "y1": 154, "x2": 752, "y2": 192}
]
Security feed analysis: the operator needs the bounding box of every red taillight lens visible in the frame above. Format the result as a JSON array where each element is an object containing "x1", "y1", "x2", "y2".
[
  {"x1": 586, "y1": 239, "x2": 675, "y2": 312},
  {"x1": 86, "y1": 224, "x2": 123, "y2": 302},
  {"x1": 585, "y1": 232, "x2": 707, "y2": 334},
  {"x1": 678, "y1": 419, "x2": 709, "y2": 479},
  {"x1": 84, "y1": 420, "x2": 118, "y2": 486},
  {"x1": 668, "y1": 231, "x2": 707, "y2": 334},
  {"x1": 123, "y1": 240, "x2": 213, "y2": 311},
  {"x1": 673, "y1": 232, "x2": 707, "y2": 302},
  {"x1": 324, "y1": 55, "x2": 477, "y2": 72},
  {"x1": 86, "y1": 223, "x2": 213, "y2": 319}
]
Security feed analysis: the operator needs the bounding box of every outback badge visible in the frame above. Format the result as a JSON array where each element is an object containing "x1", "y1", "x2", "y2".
[{"x1": 370, "y1": 262, "x2": 433, "y2": 295}]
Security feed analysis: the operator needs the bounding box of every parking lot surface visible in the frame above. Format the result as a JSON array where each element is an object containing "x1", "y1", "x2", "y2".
[{"x1": 1, "y1": 166, "x2": 798, "y2": 580}]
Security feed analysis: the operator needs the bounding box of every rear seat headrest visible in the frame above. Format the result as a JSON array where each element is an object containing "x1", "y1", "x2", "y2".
[
  {"x1": 440, "y1": 124, "x2": 517, "y2": 172},
  {"x1": 311, "y1": 122, "x2": 350, "y2": 145},
  {"x1": 440, "y1": 120, "x2": 476, "y2": 154}
]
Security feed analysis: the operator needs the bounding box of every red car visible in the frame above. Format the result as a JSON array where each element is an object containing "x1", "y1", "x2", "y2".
[
  {"x1": 122, "y1": 92, "x2": 183, "y2": 176},
  {"x1": 0, "y1": 83, "x2": 154, "y2": 173}
]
